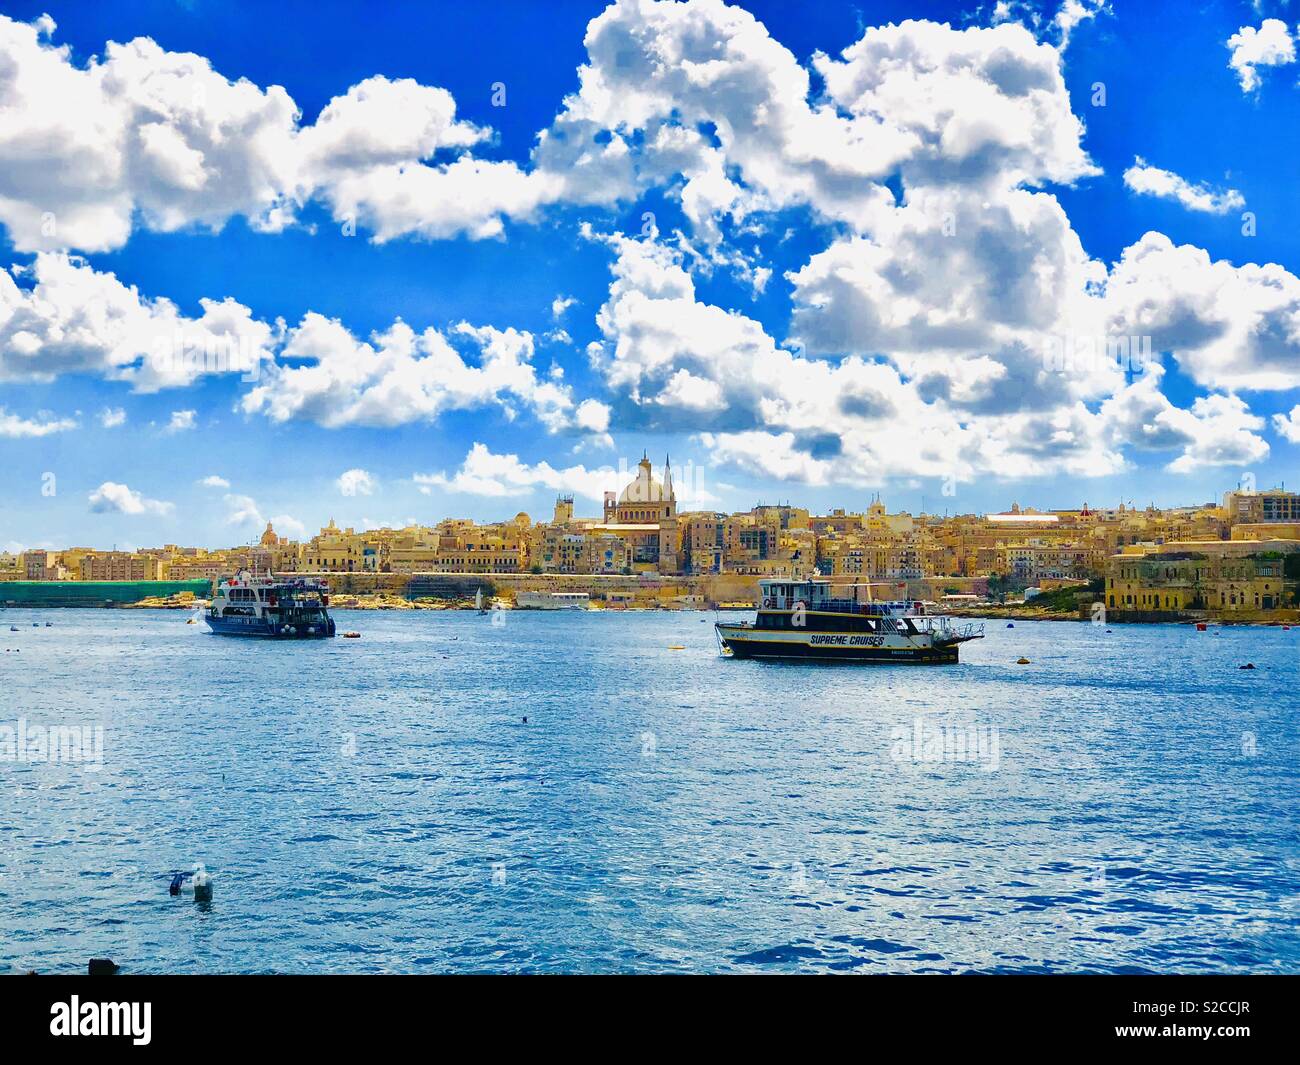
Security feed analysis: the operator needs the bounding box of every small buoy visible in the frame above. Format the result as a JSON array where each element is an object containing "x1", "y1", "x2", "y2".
[
  {"x1": 668, "y1": 644, "x2": 686, "y2": 650},
  {"x1": 88, "y1": 958, "x2": 119, "y2": 976},
  {"x1": 522, "y1": 716, "x2": 528, "y2": 724},
  {"x1": 343, "y1": 631, "x2": 361, "y2": 638},
  {"x1": 1016, "y1": 657, "x2": 1031, "y2": 665},
  {"x1": 1240, "y1": 663, "x2": 1256, "y2": 670},
  {"x1": 1196, "y1": 622, "x2": 1207, "y2": 631},
  {"x1": 1283, "y1": 625, "x2": 1291, "y2": 631},
  {"x1": 170, "y1": 863, "x2": 213, "y2": 900},
  {"x1": 1006, "y1": 622, "x2": 1015, "y2": 628}
]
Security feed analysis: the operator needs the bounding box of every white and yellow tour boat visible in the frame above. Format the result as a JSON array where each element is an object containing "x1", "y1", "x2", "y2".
[{"x1": 715, "y1": 578, "x2": 983, "y2": 664}]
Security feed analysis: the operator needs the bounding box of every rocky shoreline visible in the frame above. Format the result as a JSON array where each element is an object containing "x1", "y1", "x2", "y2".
[{"x1": 944, "y1": 605, "x2": 1083, "y2": 622}]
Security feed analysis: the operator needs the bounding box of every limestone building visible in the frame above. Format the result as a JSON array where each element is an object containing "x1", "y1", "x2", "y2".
[{"x1": 591, "y1": 454, "x2": 680, "y2": 572}]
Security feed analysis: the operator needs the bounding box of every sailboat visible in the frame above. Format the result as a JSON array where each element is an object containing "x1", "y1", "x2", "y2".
[{"x1": 475, "y1": 588, "x2": 488, "y2": 615}]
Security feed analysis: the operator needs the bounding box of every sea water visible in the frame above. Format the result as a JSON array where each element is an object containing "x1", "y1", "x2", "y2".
[{"x1": 0, "y1": 609, "x2": 1296, "y2": 973}]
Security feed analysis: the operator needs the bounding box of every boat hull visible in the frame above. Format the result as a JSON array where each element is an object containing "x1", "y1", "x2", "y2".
[
  {"x1": 205, "y1": 614, "x2": 335, "y2": 638},
  {"x1": 716, "y1": 624, "x2": 964, "y2": 664},
  {"x1": 514, "y1": 593, "x2": 590, "y2": 610}
]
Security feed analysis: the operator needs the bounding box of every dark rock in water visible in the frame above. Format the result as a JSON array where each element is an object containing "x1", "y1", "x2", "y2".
[{"x1": 88, "y1": 958, "x2": 119, "y2": 976}]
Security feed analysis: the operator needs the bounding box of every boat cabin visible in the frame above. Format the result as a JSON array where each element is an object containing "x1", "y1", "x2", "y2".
[{"x1": 756, "y1": 578, "x2": 925, "y2": 616}]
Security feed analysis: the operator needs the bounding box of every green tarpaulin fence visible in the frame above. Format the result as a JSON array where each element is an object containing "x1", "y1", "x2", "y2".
[{"x1": 0, "y1": 580, "x2": 212, "y2": 607}]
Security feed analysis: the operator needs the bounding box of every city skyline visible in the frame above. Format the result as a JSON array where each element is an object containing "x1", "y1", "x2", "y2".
[
  {"x1": 5, "y1": 459, "x2": 1284, "y2": 559},
  {"x1": 3, "y1": 2, "x2": 1300, "y2": 550},
  {"x1": 0, "y1": 461, "x2": 1273, "y2": 555},
  {"x1": 10, "y1": 460, "x2": 1297, "y2": 623}
]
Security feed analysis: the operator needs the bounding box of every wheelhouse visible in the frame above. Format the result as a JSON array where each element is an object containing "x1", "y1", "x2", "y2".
[
  {"x1": 754, "y1": 579, "x2": 965, "y2": 635},
  {"x1": 757, "y1": 579, "x2": 925, "y2": 616}
]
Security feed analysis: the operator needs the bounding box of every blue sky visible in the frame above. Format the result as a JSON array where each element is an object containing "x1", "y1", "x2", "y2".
[{"x1": 1, "y1": 0, "x2": 1298, "y2": 550}]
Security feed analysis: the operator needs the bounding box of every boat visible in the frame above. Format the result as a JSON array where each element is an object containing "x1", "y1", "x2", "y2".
[
  {"x1": 514, "y1": 591, "x2": 591, "y2": 610},
  {"x1": 715, "y1": 578, "x2": 983, "y2": 663},
  {"x1": 205, "y1": 572, "x2": 336, "y2": 639}
]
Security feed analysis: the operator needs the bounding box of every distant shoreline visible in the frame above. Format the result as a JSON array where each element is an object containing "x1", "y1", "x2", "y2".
[{"x1": 4, "y1": 598, "x2": 1296, "y2": 627}]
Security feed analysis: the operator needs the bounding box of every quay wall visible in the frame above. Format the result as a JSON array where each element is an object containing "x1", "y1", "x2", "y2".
[{"x1": 318, "y1": 570, "x2": 761, "y2": 606}]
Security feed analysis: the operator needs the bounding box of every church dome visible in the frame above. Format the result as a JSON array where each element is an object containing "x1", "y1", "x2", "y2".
[{"x1": 618, "y1": 455, "x2": 674, "y2": 504}]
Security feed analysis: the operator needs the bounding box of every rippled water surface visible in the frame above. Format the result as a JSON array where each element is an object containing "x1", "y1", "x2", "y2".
[{"x1": 1, "y1": 608, "x2": 1297, "y2": 973}]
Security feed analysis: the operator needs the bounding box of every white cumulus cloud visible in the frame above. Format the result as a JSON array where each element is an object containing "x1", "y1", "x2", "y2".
[
  {"x1": 1273, "y1": 405, "x2": 1300, "y2": 443},
  {"x1": 241, "y1": 315, "x2": 585, "y2": 432},
  {"x1": 0, "y1": 15, "x2": 561, "y2": 251},
  {"x1": 1122, "y1": 158, "x2": 1245, "y2": 215},
  {"x1": 88, "y1": 481, "x2": 173, "y2": 515},
  {"x1": 337, "y1": 468, "x2": 375, "y2": 496},
  {"x1": 414, "y1": 442, "x2": 617, "y2": 501},
  {"x1": 1227, "y1": 19, "x2": 1296, "y2": 92},
  {"x1": 0, "y1": 252, "x2": 275, "y2": 389},
  {"x1": 0, "y1": 408, "x2": 77, "y2": 437},
  {"x1": 164, "y1": 409, "x2": 196, "y2": 432}
]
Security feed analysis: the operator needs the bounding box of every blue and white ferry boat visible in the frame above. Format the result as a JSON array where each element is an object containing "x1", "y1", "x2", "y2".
[
  {"x1": 206, "y1": 572, "x2": 336, "y2": 639},
  {"x1": 716, "y1": 578, "x2": 982, "y2": 663}
]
